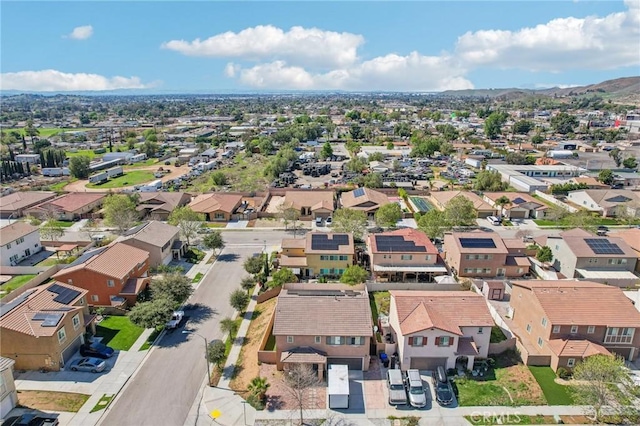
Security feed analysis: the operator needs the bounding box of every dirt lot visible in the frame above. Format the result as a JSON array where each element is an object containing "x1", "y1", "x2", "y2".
[
  {"x1": 63, "y1": 164, "x2": 191, "y2": 192},
  {"x1": 17, "y1": 390, "x2": 90, "y2": 412}
]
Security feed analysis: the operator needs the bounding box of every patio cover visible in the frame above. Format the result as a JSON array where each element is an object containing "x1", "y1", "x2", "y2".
[
  {"x1": 373, "y1": 265, "x2": 448, "y2": 273},
  {"x1": 456, "y1": 337, "x2": 480, "y2": 356},
  {"x1": 575, "y1": 269, "x2": 638, "y2": 280},
  {"x1": 280, "y1": 347, "x2": 327, "y2": 364}
]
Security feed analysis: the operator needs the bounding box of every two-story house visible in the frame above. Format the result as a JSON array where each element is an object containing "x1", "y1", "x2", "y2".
[
  {"x1": 388, "y1": 291, "x2": 494, "y2": 371},
  {"x1": 118, "y1": 221, "x2": 187, "y2": 267},
  {"x1": 0, "y1": 357, "x2": 17, "y2": 415},
  {"x1": 509, "y1": 280, "x2": 640, "y2": 371},
  {"x1": 0, "y1": 191, "x2": 56, "y2": 219},
  {"x1": 279, "y1": 233, "x2": 354, "y2": 279},
  {"x1": 547, "y1": 229, "x2": 638, "y2": 287},
  {"x1": 52, "y1": 242, "x2": 150, "y2": 307},
  {"x1": 443, "y1": 231, "x2": 530, "y2": 279},
  {"x1": 272, "y1": 283, "x2": 372, "y2": 377},
  {"x1": 367, "y1": 228, "x2": 447, "y2": 282},
  {"x1": 0, "y1": 222, "x2": 42, "y2": 266},
  {"x1": 0, "y1": 282, "x2": 93, "y2": 371}
]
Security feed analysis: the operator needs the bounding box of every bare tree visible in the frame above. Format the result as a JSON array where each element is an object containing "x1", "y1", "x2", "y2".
[
  {"x1": 277, "y1": 202, "x2": 300, "y2": 231},
  {"x1": 282, "y1": 364, "x2": 321, "y2": 426},
  {"x1": 40, "y1": 207, "x2": 64, "y2": 243}
]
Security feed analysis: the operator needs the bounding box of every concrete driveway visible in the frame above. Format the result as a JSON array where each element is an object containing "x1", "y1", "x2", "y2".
[{"x1": 329, "y1": 371, "x2": 366, "y2": 415}]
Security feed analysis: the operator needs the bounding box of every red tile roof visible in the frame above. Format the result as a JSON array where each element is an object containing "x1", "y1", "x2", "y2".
[
  {"x1": 547, "y1": 339, "x2": 610, "y2": 358},
  {"x1": 53, "y1": 242, "x2": 149, "y2": 280},
  {"x1": 189, "y1": 193, "x2": 242, "y2": 214}
]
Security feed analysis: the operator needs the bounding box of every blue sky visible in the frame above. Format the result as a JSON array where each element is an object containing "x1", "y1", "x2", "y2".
[{"x1": 1, "y1": 1, "x2": 638, "y2": 92}]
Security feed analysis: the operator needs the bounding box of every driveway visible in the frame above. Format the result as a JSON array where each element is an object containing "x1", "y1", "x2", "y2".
[{"x1": 329, "y1": 371, "x2": 365, "y2": 415}]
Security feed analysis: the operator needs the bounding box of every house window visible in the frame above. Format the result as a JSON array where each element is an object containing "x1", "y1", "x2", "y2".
[
  {"x1": 541, "y1": 317, "x2": 547, "y2": 328},
  {"x1": 478, "y1": 327, "x2": 483, "y2": 334},
  {"x1": 570, "y1": 326, "x2": 578, "y2": 334},
  {"x1": 91, "y1": 295, "x2": 99, "y2": 302},
  {"x1": 214, "y1": 213, "x2": 225, "y2": 220},
  {"x1": 286, "y1": 336, "x2": 294, "y2": 343},
  {"x1": 526, "y1": 324, "x2": 532, "y2": 333},
  {"x1": 537, "y1": 337, "x2": 543, "y2": 348},
  {"x1": 16, "y1": 237, "x2": 24, "y2": 244},
  {"x1": 588, "y1": 258, "x2": 597, "y2": 264},
  {"x1": 320, "y1": 255, "x2": 329, "y2": 261},
  {"x1": 326, "y1": 336, "x2": 344, "y2": 345},
  {"x1": 314, "y1": 336, "x2": 321, "y2": 344},
  {"x1": 401, "y1": 255, "x2": 412, "y2": 261},
  {"x1": 9, "y1": 255, "x2": 19, "y2": 263},
  {"x1": 409, "y1": 336, "x2": 425, "y2": 346},
  {"x1": 72, "y1": 314, "x2": 81, "y2": 330},
  {"x1": 339, "y1": 255, "x2": 348, "y2": 261},
  {"x1": 552, "y1": 325, "x2": 560, "y2": 333},
  {"x1": 6, "y1": 243, "x2": 11, "y2": 249},
  {"x1": 58, "y1": 327, "x2": 67, "y2": 344},
  {"x1": 107, "y1": 280, "x2": 115, "y2": 287},
  {"x1": 608, "y1": 258, "x2": 627, "y2": 265},
  {"x1": 437, "y1": 336, "x2": 451, "y2": 347},
  {"x1": 347, "y1": 337, "x2": 364, "y2": 346},
  {"x1": 567, "y1": 358, "x2": 576, "y2": 367},
  {"x1": 604, "y1": 327, "x2": 634, "y2": 344},
  {"x1": 587, "y1": 326, "x2": 595, "y2": 334},
  {"x1": 425, "y1": 255, "x2": 431, "y2": 261}
]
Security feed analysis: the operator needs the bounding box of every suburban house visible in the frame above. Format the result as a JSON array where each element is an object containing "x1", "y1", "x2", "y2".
[
  {"x1": 188, "y1": 193, "x2": 243, "y2": 222},
  {"x1": 0, "y1": 222, "x2": 42, "y2": 266},
  {"x1": 0, "y1": 191, "x2": 57, "y2": 218},
  {"x1": 367, "y1": 228, "x2": 447, "y2": 282},
  {"x1": 272, "y1": 283, "x2": 372, "y2": 376},
  {"x1": 615, "y1": 228, "x2": 640, "y2": 273},
  {"x1": 24, "y1": 192, "x2": 106, "y2": 221},
  {"x1": 509, "y1": 280, "x2": 640, "y2": 371},
  {"x1": 284, "y1": 190, "x2": 335, "y2": 219},
  {"x1": 52, "y1": 242, "x2": 150, "y2": 307},
  {"x1": 136, "y1": 192, "x2": 191, "y2": 221},
  {"x1": 546, "y1": 229, "x2": 638, "y2": 287},
  {"x1": 279, "y1": 233, "x2": 354, "y2": 279},
  {"x1": 566, "y1": 189, "x2": 640, "y2": 217},
  {"x1": 0, "y1": 282, "x2": 93, "y2": 371},
  {"x1": 430, "y1": 191, "x2": 495, "y2": 218},
  {"x1": 0, "y1": 357, "x2": 17, "y2": 415},
  {"x1": 443, "y1": 231, "x2": 531, "y2": 279},
  {"x1": 388, "y1": 291, "x2": 494, "y2": 371},
  {"x1": 340, "y1": 187, "x2": 389, "y2": 217},
  {"x1": 118, "y1": 221, "x2": 187, "y2": 267},
  {"x1": 567, "y1": 176, "x2": 609, "y2": 190},
  {"x1": 483, "y1": 192, "x2": 548, "y2": 219}
]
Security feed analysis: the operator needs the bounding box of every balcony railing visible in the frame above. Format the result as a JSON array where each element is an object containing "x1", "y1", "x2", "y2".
[{"x1": 604, "y1": 335, "x2": 633, "y2": 344}]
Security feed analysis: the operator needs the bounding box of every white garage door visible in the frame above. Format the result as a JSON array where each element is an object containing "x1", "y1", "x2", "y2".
[{"x1": 61, "y1": 335, "x2": 83, "y2": 367}]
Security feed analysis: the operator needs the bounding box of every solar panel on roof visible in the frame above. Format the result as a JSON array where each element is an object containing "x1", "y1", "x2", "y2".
[
  {"x1": 353, "y1": 187, "x2": 365, "y2": 198},
  {"x1": 375, "y1": 235, "x2": 427, "y2": 252},
  {"x1": 48, "y1": 284, "x2": 81, "y2": 305},
  {"x1": 311, "y1": 234, "x2": 349, "y2": 251},
  {"x1": 512, "y1": 197, "x2": 526, "y2": 205},
  {"x1": 0, "y1": 290, "x2": 36, "y2": 318},
  {"x1": 459, "y1": 238, "x2": 497, "y2": 249},
  {"x1": 584, "y1": 238, "x2": 625, "y2": 255},
  {"x1": 32, "y1": 312, "x2": 63, "y2": 327}
]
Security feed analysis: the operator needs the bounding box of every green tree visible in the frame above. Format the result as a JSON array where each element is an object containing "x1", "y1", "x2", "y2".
[
  {"x1": 276, "y1": 202, "x2": 300, "y2": 231},
  {"x1": 340, "y1": 265, "x2": 369, "y2": 285},
  {"x1": 345, "y1": 157, "x2": 367, "y2": 173},
  {"x1": 219, "y1": 317, "x2": 239, "y2": 336},
  {"x1": 512, "y1": 120, "x2": 534, "y2": 135},
  {"x1": 244, "y1": 255, "x2": 264, "y2": 275},
  {"x1": 598, "y1": 169, "x2": 614, "y2": 185},
  {"x1": 531, "y1": 134, "x2": 544, "y2": 145},
  {"x1": 247, "y1": 377, "x2": 270, "y2": 402},
  {"x1": 484, "y1": 112, "x2": 508, "y2": 139},
  {"x1": 536, "y1": 246, "x2": 553, "y2": 263},
  {"x1": 550, "y1": 112, "x2": 578, "y2": 134},
  {"x1": 128, "y1": 297, "x2": 175, "y2": 329},
  {"x1": 211, "y1": 171, "x2": 227, "y2": 186},
  {"x1": 270, "y1": 267, "x2": 297, "y2": 288},
  {"x1": 444, "y1": 195, "x2": 477, "y2": 227},
  {"x1": 435, "y1": 124, "x2": 458, "y2": 141},
  {"x1": 151, "y1": 272, "x2": 194, "y2": 305},
  {"x1": 417, "y1": 209, "x2": 449, "y2": 239},
  {"x1": 126, "y1": 137, "x2": 137, "y2": 150},
  {"x1": 474, "y1": 170, "x2": 507, "y2": 191},
  {"x1": 367, "y1": 152, "x2": 385, "y2": 162},
  {"x1": 411, "y1": 136, "x2": 442, "y2": 157},
  {"x1": 23, "y1": 119, "x2": 39, "y2": 140},
  {"x1": 40, "y1": 221, "x2": 65, "y2": 242},
  {"x1": 229, "y1": 289, "x2": 250, "y2": 312},
  {"x1": 143, "y1": 140, "x2": 158, "y2": 158},
  {"x1": 240, "y1": 276, "x2": 257, "y2": 292},
  {"x1": 332, "y1": 208, "x2": 368, "y2": 241},
  {"x1": 103, "y1": 194, "x2": 139, "y2": 234},
  {"x1": 609, "y1": 148, "x2": 623, "y2": 167},
  {"x1": 564, "y1": 211, "x2": 597, "y2": 233},
  {"x1": 622, "y1": 156, "x2": 637, "y2": 169},
  {"x1": 68, "y1": 155, "x2": 91, "y2": 179},
  {"x1": 207, "y1": 340, "x2": 227, "y2": 368},
  {"x1": 386, "y1": 142, "x2": 394, "y2": 150},
  {"x1": 202, "y1": 231, "x2": 225, "y2": 255},
  {"x1": 375, "y1": 203, "x2": 402, "y2": 228},
  {"x1": 168, "y1": 206, "x2": 205, "y2": 245},
  {"x1": 362, "y1": 173, "x2": 383, "y2": 188},
  {"x1": 320, "y1": 142, "x2": 333, "y2": 160}
]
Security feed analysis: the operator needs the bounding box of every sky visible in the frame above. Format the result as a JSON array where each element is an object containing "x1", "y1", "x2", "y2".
[{"x1": 1, "y1": 1, "x2": 639, "y2": 93}]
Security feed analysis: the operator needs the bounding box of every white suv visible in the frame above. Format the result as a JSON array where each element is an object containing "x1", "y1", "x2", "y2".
[{"x1": 487, "y1": 216, "x2": 501, "y2": 225}]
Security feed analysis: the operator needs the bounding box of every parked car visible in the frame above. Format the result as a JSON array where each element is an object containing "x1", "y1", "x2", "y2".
[
  {"x1": 325, "y1": 217, "x2": 332, "y2": 226},
  {"x1": 315, "y1": 217, "x2": 323, "y2": 227},
  {"x1": 387, "y1": 369, "x2": 408, "y2": 406},
  {"x1": 487, "y1": 216, "x2": 501, "y2": 226},
  {"x1": 166, "y1": 311, "x2": 185, "y2": 329},
  {"x1": 2, "y1": 414, "x2": 59, "y2": 426},
  {"x1": 68, "y1": 357, "x2": 106, "y2": 373},
  {"x1": 80, "y1": 342, "x2": 114, "y2": 359},
  {"x1": 406, "y1": 369, "x2": 427, "y2": 408},
  {"x1": 433, "y1": 366, "x2": 453, "y2": 406}
]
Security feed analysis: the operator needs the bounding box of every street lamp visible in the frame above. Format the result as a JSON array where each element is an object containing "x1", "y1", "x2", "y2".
[{"x1": 182, "y1": 330, "x2": 212, "y2": 387}]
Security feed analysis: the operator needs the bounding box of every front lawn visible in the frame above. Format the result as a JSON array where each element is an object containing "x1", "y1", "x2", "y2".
[
  {"x1": 534, "y1": 217, "x2": 637, "y2": 227},
  {"x1": 65, "y1": 149, "x2": 98, "y2": 160},
  {"x1": 87, "y1": 170, "x2": 155, "y2": 188},
  {"x1": 95, "y1": 316, "x2": 144, "y2": 351},
  {"x1": 528, "y1": 366, "x2": 575, "y2": 405},
  {"x1": 16, "y1": 390, "x2": 90, "y2": 412},
  {"x1": 47, "y1": 180, "x2": 73, "y2": 191},
  {"x1": 45, "y1": 220, "x2": 74, "y2": 228},
  {"x1": 139, "y1": 328, "x2": 161, "y2": 351},
  {"x1": 1, "y1": 274, "x2": 37, "y2": 293},
  {"x1": 192, "y1": 272, "x2": 204, "y2": 283},
  {"x1": 90, "y1": 394, "x2": 114, "y2": 413}
]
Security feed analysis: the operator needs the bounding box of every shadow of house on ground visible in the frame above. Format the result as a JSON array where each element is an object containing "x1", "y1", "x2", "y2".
[{"x1": 216, "y1": 253, "x2": 240, "y2": 262}]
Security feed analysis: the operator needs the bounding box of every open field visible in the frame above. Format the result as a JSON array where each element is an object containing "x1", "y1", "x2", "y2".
[
  {"x1": 2, "y1": 128, "x2": 93, "y2": 138},
  {"x1": 64, "y1": 149, "x2": 98, "y2": 160},
  {"x1": 17, "y1": 390, "x2": 90, "y2": 412},
  {"x1": 86, "y1": 170, "x2": 155, "y2": 188},
  {"x1": 188, "y1": 153, "x2": 270, "y2": 193}
]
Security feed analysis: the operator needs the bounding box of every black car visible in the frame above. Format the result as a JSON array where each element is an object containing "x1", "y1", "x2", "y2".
[
  {"x1": 2, "y1": 414, "x2": 59, "y2": 426},
  {"x1": 435, "y1": 381, "x2": 454, "y2": 406},
  {"x1": 80, "y1": 342, "x2": 115, "y2": 359}
]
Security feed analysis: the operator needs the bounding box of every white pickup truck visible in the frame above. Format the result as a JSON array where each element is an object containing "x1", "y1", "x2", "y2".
[{"x1": 166, "y1": 311, "x2": 184, "y2": 329}]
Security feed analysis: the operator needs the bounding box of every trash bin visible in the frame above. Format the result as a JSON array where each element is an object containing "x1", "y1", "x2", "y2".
[
  {"x1": 380, "y1": 353, "x2": 389, "y2": 368},
  {"x1": 390, "y1": 355, "x2": 396, "y2": 369}
]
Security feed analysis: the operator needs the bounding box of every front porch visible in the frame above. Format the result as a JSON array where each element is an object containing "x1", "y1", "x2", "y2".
[
  {"x1": 279, "y1": 346, "x2": 327, "y2": 380},
  {"x1": 171, "y1": 240, "x2": 188, "y2": 260}
]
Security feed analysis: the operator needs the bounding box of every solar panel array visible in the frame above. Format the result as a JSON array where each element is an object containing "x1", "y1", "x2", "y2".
[
  {"x1": 48, "y1": 283, "x2": 81, "y2": 304},
  {"x1": 0, "y1": 290, "x2": 36, "y2": 318},
  {"x1": 584, "y1": 238, "x2": 625, "y2": 255},
  {"x1": 353, "y1": 187, "x2": 365, "y2": 198},
  {"x1": 459, "y1": 238, "x2": 497, "y2": 249},
  {"x1": 512, "y1": 197, "x2": 526, "y2": 205},
  {"x1": 32, "y1": 312, "x2": 64, "y2": 327},
  {"x1": 375, "y1": 235, "x2": 426, "y2": 252},
  {"x1": 311, "y1": 234, "x2": 349, "y2": 251}
]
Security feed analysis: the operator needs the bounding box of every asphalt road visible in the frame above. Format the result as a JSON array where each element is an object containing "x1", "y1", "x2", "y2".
[{"x1": 99, "y1": 230, "x2": 287, "y2": 426}]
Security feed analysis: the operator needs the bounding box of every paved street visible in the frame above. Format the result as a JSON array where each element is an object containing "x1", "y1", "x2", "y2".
[{"x1": 99, "y1": 230, "x2": 287, "y2": 426}]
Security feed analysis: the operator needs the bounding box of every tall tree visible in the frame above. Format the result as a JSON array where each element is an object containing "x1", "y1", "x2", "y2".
[
  {"x1": 103, "y1": 194, "x2": 139, "y2": 234},
  {"x1": 483, "y1": 112, "x2": 508, "y2": 139},
  {"x1": 168, "y1": 206, "x2": 204, "y2": 245},
  {"x1": 340, "y1": 265, "x2": 368, "y2": 285},
  {"x1": 444, "y1": 195, "x2": 477, "y2": 227},
  {"x1": 270, "y1": 267, "x2": 297, "y2": 287},
  {"x1": 128, "y1": 297, "x2": 175, "y2": 329},
  {"x1": 202, "y1": 231, "x2": 225, "y2": 256},
  {"x1": 598, "y1": 169, "x2": 614, "y2": 185},
  {"x1": 320, "y1": 142, "x2": 333, "y2": 160},
  {"x1": 229, "y1": 289, "x2": 250, "y2": 313},
  {"x1": 417, "y1": 209, "x2": 449, "y2": 239},
  {"x1": 609, "y1": 148, "x2": 623, "y2": 168},
  {"x1": 207, "y1": 340, "x2": 227, "y2": 368},
  {"x1": 474, "y1": 170, "x2": 507, "y2": 191},
  {"x1": 536, "y1": 246, "x2": 553, "y2": 264},
  {"x1": 151, "y1": 273, "x2": 193, "y2": 305},
  {"x1": 69, "y1": 155, "x2": 91, "y2": 179},
  {"x1": 375, "y1": 203, "x2": 403, "y2": 229},
  {"x1": 622, "y1": 156, "x2": 637, "y2": 169},
  {"x1": 244, "y1": 255, "x2": 264, "y2": 275},
  {"x1": 332, "y1": 208, "x2": 367, "y2": 241}
]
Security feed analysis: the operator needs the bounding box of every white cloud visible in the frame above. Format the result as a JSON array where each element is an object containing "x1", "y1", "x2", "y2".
[
  {"x1": 0, "y1": 70, "x2": 153, "y2": 91},
  {"x1": 455, "y1": 1, "x2": 640, "y2": 72},
  {"x1": 534, "y1": 83, "x2": 581, "y2": 89},
  {"x1": 66, "y1": 25, "x2": 94, "y2": 40},
  {"x1": 162, "y1": 25, "x2": 364, "y2": 68}
]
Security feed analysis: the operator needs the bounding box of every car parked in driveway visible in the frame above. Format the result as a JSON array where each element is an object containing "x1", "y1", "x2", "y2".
[
  {"x1": 433, "y1": 366, "x2": 453, "y2": 406},
  {"x1": 80, "y1": 342, "x2": 114, "y2": 359},
  {"x1": 406, "y1": 369, "x2": 427, "y2": 408},
  {"x1": 387, "y1": 369, "x2": 408, "y2": 406},
  {"x1": 68, "y1": 357, "x2": 106, "y2": 373},
  {"x1": 2, "y1": 414, "x2": 59, "y2": 426}
]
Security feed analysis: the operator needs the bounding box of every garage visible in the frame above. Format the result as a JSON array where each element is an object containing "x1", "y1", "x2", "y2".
[
  {"x1": 60, "y1": 335, "x2": 83, "y2": 367},
  {"x1": 328, "y1": 357, "x2": 363, "y2": 370},
  {"x1": 508, "y1": 209, "x2": 528, "y2": 219},
  {"x1": 410, "y1": 357, "x2": 447, "y2": 371}
]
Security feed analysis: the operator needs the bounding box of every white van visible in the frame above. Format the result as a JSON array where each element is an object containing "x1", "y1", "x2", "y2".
[{"x1": 487, "y1": 216, "x2": 501, "y2": 226}]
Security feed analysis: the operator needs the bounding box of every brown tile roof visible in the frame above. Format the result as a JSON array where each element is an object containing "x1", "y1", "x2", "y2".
[
  {"x1": 273, "y1": 285, "x2": 372, "y2": 336},
  {"x1": 391, "y1": 291, "x2": 494, "y2": 336},
  {"x1": 503, "y1": 239, "x2": 527, "y2": 249},
  {"x1": 137, "y1": 192, "x2": 190, "y2": 214},
  {"x1": 279, "y1": 255, "x2": 308, "y2": 267},
  {"x1": 121, "y1": 221, "x2": 179, "y2": 248},
  {"x1": 305, "y1": 233, "x2": 354, "y2": 254},
  {"x1": 511, "y1": 280, "x2": 640, "y2": 327},
  {"x1": 561, "y1": 235, "x2": 636, "y2": 258},
  {"x1": 0, "y1": 191, "x2": 56, "y2": 213},
  {"x1": 505, "y1": 256, "x2": 531, "y2": 266},
  {"x1": 53, "y1": 242, "x2": 149, "y2": 280},
  {"x1": 281, "y1": 239, "x2": 306, "y2": 249},
  {"x1": 547, "y1": 339, "x2": 610, "y2": 358},
  {"x1": 0, "y1": 282, "x2": 87, "y2": 337},
  {"x1": 559, "y1": 228, "x2": 593, "y2": 238},
  {"x1": 38, "y1": 192, "x2": 106, "y2": 213},
  {"x1": 430, "y1": 191, "x2": 494, "y2": 211},
  {"x1": 483, "y1": 192, "x2": 547, "y2": 210},
  {"x1": 120, "y1": 277, "x2": 151, "y2": 295},
  {"x1": 281, "y1": 347, "x2": 327, "y2": 364},
  {"x1": 368, "y1": 228, "x2": 438, "y2": 254},
  {"x1": 284, "y1": 191, "x2": 334, "y2": 212},
  {"x1": 457, "y1": 337, "x2": 480, "y2": 356},
  {"x1": 614, "y1": 229, "x2": 640, "y2": 252},
  {"x1": 340, "y1": 188, "x2": 390, "y2": 211},
  {"x1": 1, "y1": 222, "x2": 39, "y2": 243},
  {"x1": 189, "y1": 193, "x2": 242, "y2": 214}
]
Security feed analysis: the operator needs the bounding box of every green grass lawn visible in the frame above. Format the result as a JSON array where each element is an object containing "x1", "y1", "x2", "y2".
[
  {"x1": 87, "y1": 170, "x2": 155, "y2": 188},
  {"x1": 139, "y1": 328, "x2": 161, "y2": 351},
  {"x1": 65, "y1": 149, "x2": 98, "y2": 160},
  {"x1": 45, "y1": 220, "x2": 74, "y2": 228},
  {"x1": 123, "y1": 158, "x2": 158, "y2": 168},
  {"x1": 528, "y1": 366, "x2": 575, "y2": 405},
  {"x1": 90, "y1": 394, "x2": 114, "y2": 413},
  {"x1": 188, "y1": 153, "x2": 269, "y2": 192},
  {"x1": 95, "y1": 316, "x2": 144, "y2": 351},
  {"x1": 192, "y1": 272, "x2": 204, "y2": 283},
  {"x1": 36, "y1": 257, "x2": 62, "y2": 267},
  {"x1": 534, "y1": 217, "x2": 636, "y2": 227},
  {"x1": 490, "y1": 326, "x2": 507, "y2": 343},
  {"x1": 1, "y1": 274, "x2": 37, "y2": 294},
  {"x1": 373, "y1": 291, "x2": 391, "y2": 316},
  {"x1": 3, "y1": 127, "x2": 93, "y2": 138}
]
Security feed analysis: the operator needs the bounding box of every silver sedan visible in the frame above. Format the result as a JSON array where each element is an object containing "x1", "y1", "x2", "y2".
[{"x1": 68, "y1": 357, "x2": 106, "y2": 373}]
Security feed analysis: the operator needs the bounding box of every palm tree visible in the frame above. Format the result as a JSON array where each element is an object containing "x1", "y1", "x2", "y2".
[
  {"x1": 247, "y1": 376, "x2": 270, "y2": 401},
  {"x1": 494, "y1": 195, "x2": 512, "y2": 216},
  {"x1": 219, "y1": 317, "x2": 238, "y2": 336}
]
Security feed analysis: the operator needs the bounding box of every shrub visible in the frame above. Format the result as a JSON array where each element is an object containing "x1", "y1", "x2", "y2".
[
  {"x1": 557, "y1": 367, "x2": 572, "y2": 380},
  {"x1": 246, "y1": 393, "x2": 265, "y2": 410}
]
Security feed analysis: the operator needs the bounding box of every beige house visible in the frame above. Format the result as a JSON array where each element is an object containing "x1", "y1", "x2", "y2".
[
  {"x1": 389, "y1": 291, "x2": 494, "y2": 371},
  {"x1": 340, "y1": 187, "x2": 389, "y2": 217},
  {"x1": 0, "y1": 357, "x2": 17, "y2": 416},
  {"x1": 136, "y1": 192, "x2": 191, "y2": 221},
  {"x1": 279, "y1": 232, "x2": 354, "y2": 279},
  {"x1": 0, "y1": 282, "x2": 93, "y2": 371},
  {"x1": 566, "y1": 189, "x2": 640, "y2": 217},
  {"x1": 615, "y1": 228, "x2": 640, "y2": 273},
  {"x1": 284, "y1": 190, "x2": 334, "y2": 219},
  {"x1": 119, "y1": 221, "x2": 187, "y2": 267},
  {"x1": 24, "y1": 192, "x2": 106, "y2": 221},
  {"x1": 483, "y1": 192, "x2": 548, "y2": 219},
  {"x1": 189, "y1": 193, "x2": 243, "y2": 222},
  {"x1": 367, "y1": 228, "x2": 447, "y2": 282},
  {"x1": 272, "y1": 283, "x2": 372, "y2": 376},
  {"x1": 430, "y1": 191, "x2": 495, "y2": 218},
  {"x1": 509, "y1": 280, "x2": 640, "y2": 371},
  {"x1": 0, "y1": 191, "x2": 56, "y2": 218}
]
